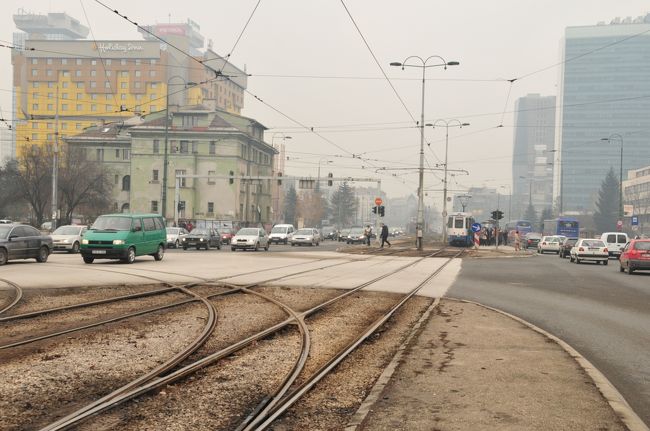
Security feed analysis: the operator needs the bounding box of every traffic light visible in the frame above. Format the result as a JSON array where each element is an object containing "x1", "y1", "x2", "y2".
[
  {"x1": 372, "y1": 206, "x2": 377, "y2": 214},
  {"x1": 379, "y1": 205, "x2": 385, "y2": 217},
  {"x1": 491, "y1": 210, "x2": 504, "y2": 220},
  {"x1": 277, "y1": 172, "x2": 282, "y2": 186},
  {"x1": 229, "y1": 170, "x2": 234, "y2": 185},
  {"x1": 327, "y1": 172, "x2": 333, "y2": 186},
  {"x1": 177, "y1": 201, "x2": 185, "y2": 211}
]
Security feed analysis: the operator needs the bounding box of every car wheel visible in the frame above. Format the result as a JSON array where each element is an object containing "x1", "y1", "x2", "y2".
[
  {"x1": 70, "y1": 242, "x2": 80, "y2": 254},
  {"x1": 175, "y1": 240, "x2": 179, "y2": 249},
  {"x1": 264, "y1": 243, "x2": 269, "y2": 251},
  {"x1": 183, "y1": 245, "x2": 187, "y2": 250},
  {"x1": 254, "y1": 242, "x2": 259, "y2": 251},
  {"x1": 153, "y1": 244, "x2": 164, "y2": 261},
  {"x1": 124, "y1": 247, "x2": 136, "y2": 264},
  {"x1": 284, "y1": 239, "x2": 288, "y2": 245},
  {"x1": 619, "y1": 265, "x2": 625, "y2": 272},
  {"x1": 205, "y1": 242, "x2": 210, "y2": 250},
  {"x1": 0, "y1": 248, "x2": 8, "y2": 266},
  {"x1": 627, "y1": 266, "x2": 634, "y2": 274},
  {"x1": 83, "y1": 256, "x2": 94, "y2": 264},
  {"x1": 217, "y1": 243, "x2": 221, "y2": 250},
  {"x1": 231, "y1": 247, "x2": 236, "y2": 251},
  {"x1": 291, "y1": 243, "x2": 295, "y2": 247},
  {"x1": 569, "y1": 256, "x2": 574, "y2": 262},
  {"x1": 196, "y1": 245, "x2": 202, "y2": 250},
  {"x1": 575, "y1": 258, "x2": 581, "y2": 264},
  {"x1": 603, "y1": 260, "x2": 608, "y2": 266},
  {"x1": 35, "y1": 246, "x2": 49, "y2": 263}
]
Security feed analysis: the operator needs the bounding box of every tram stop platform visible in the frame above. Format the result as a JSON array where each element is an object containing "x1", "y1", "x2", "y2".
[{"x1": 346, "y1": 299, "x2": 646, "y2": 431}]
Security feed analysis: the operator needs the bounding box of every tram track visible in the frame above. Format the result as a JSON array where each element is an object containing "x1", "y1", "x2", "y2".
[
  {"x1": 37, "y1": 248, "x2": 461, "y2": 430},
  {"x1": 0, "y1": 278, "x2": 23, "y2": 315}
]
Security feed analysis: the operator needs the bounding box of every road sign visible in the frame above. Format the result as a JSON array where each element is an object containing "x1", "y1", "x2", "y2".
[
  {"x1": 471, "y1": 222, "x2": 482, "y2": 233},
  {"x1": 375, "y1": 197, "x2": 383, "y2": 206},
  {"x1": 631, "y1": 216, "x2": 639, "y2": 226}
]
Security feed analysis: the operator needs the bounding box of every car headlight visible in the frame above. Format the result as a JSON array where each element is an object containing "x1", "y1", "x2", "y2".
[
  {"x1": 63, "y1": 239, "x2": 71, "y2": 243},
  {"x1": 82, "y1": 239, "x2": 89, "y2": 245},
  {"x1": 199, "y1": 238, "x2": 204, "y2": 241},
  {"x1": 113, "y1": 239, "x2": 125, "y2": 245}
]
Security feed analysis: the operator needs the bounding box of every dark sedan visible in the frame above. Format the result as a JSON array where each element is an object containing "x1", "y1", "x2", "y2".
[
  {"x1": 0, "y1": 224, "x2": 52, "y2": 265},
  {"x1": 559, "y1": 237, "x2": 578, "y2": 258},
  {"x1": 182, "y1": 228, "x2": 222, "y2": 250}
]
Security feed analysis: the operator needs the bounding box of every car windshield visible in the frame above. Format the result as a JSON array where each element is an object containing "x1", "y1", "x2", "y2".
[
  {"x1": 53, "y1": 226, "x2": 81, "y2": 235},
  {"x1": 295, "y1": 229, "x2": 312, "y2": 235},
  {"x1": 350, "y1": 228, "x2": 364, "y2": 234},
  {"x1": 167, "y1": 228, "x2": 180, "y2": 234},
  {"x1": 0, "y1": 225, "x2": 12, "y2": 239},
  {"x1": 190, "y1": 228, "x2": 209, "y2": 235},
  {"x1": 566, "y1": 239, "x2": 578, "y2": 245},
  {"x1": 518, "y1": 222, "x2": 532, "y2": 228},
  {"x1": 91, "y1": 216, "x2": 132, "y2": 231},
  {"x1": 221, "y1": 228, "x2": 232, "y2": 234},
  {"x1": 271, "y1": 226, "x2": 287, "y2": 233},
  {"x1": 583, "y1": 240, "x2": 605, "y2": 247},
  {"x1": 238, "y1": 228, "x2": 259, "y2": 236},
  {"x1": 634, "y1": 241, "x2": 650, "y2": 250}
]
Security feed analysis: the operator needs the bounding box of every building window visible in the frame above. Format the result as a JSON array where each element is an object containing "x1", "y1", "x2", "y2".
[
  {"x1": 151, "y1": 201, "x2": 158, "y2": 213},
  {"x1": 76, "y1": 59, "x2": 82, "y2": 66},
  {"x1": 76, "y1": 82, "x2": 84, "y2": 89},
  {"x1": 150, "y1": 105, "x2": 156, "y2": 112},
  {"x1": 181, "y1": 116, "x2": 199, "y2": 127},
  {"x1": 91, "y1": 94, "x2": 98, "y2": 100},
  {"x1": 31, "y1": 58, "x2": 38, "y2": 65},
  {"x1": 46, "y1": 70, "x2": 53, "y2": 77},
  {"x1": 209, "y1": 141, "x2": 216, "y2": 155},
  {"x1": 208, "y1": 202, "x2": 214, "y2": 213},
  {"x1": 106, "y1": 105, "x2": 112, "y2": 112},
  {"x1": 48, "y1": 82, "x2": 54, "y2": 88},
  {"x1": 61, "y1": 104, "x2": 68, "y2": 111},
  {"x1": 32, "y1": 82, "x2": 39, "y2": 88},
  {"x1": 76, "y1": 104, "x2": 82, "y2": 110},
  {"x1": 106, "y1": 71, "x2": 111, "y2": 77},
  {"x1": 31, "y1": 133, "x2": 38, "y2": 140},
  {"x1": 134, "y1": 82, "x2": 141, "y2": 89},
  {"x1": 135, "y1": 70, "x2": 141, "y2": 77},
  {"x1": 121, "y1": 93, "x2": 127, "y2": 100},
  {"x1": 121, "y1": 59, "x2": 127, "y2": 66},
  {"x1": 153, "y1": 139, "x2": 160, "y2": 153},
  {"x1": 47, "y1": 123, "x2": 53, "y2": 129},
  {"x1": 62, "y1": 71, "x2": 70, "y2": 78},
  {"x1": 115, "y1": 149, "x2": 120, "y2": 158},
  {"x1": 149, "y1": 70, "x2": 156, "y2": 77},
  {"x1": 175, "y1": 170, "x2": 187, "y2": 187},
  {"x1": 151, "y1": 82, "x2": 157, "y2": 89},
  {"x1": 120, "y1": 82, "x2": 127, "y2": 89},
  {"x1": 32, "y1": 104, "x2": 39, "y2": 110},
  {"x1": 152, "y1": 169, "x2": 159, "y2": 181},
  {"x1": 96, "y1": 149, "x2": 104, "y2": 161},
  {"x1": 91, "y1": 60, "x2": 97, "y2": 66},
  {"x1": 76, "y1": 123, "x2": 82, "y2": 130},
  {"x1": 90, "y1": 70, "x2": 97, "y2": 77},
  {"x1": 135, "y1": 59, "x2": 141, "y2": 66},
  {"x1": 32, "y1": 123, "x2": 38, "y2": 129},
  {"x1": 31, "y1": 69, "x2": 37, "y2": 76},
  {"x1": 208, "y1": 170, "x2": 216, "y2": 185},
  {"x1": 61, "y1": 93, "x2": 68, "y2": 99},
  {"x1": 180, "y1": 140, "x2": 189, "y2": 153},
  {"x1": 90, "y1": 81, "x2": 97, "y2": 88},
  {"x1": 192, "y1": 141, "x2": 198, "y2": 153},
  {"x1": 105, "y1": 94, "x2": 111, "y2": 101},
  {"x1": 47, "y1": 58, "x2": 52, "y2": 65},
  {"x1": 122, "y1": 175, "x2": 130, "y2": 191},
  {"x1": 61, "y1": 123, "x2": 67, "y2": 130},
  {"x1": 91, "y1": 104, "x2": 97, "y2": 111},
  {"x1": 105, "y1": 81, "x2": 111, "y2": 89},
  {"x1": 75, "y1": 70, "x2": 82, "y2": 77},
  {"x1": 47, "y1": 104, "x2": 53, "y2": 111},
  {"x1": 76, "y1": 93, "x2": 82, "y2": 100},
  {"x1": 151, "y1": 59, "x2": 157, "y2": 65},
  {"x1": 105, "y1": 59, "x2": 112, "y2": 66},
  {"x1": 123, "y1": 149, "x2": 130, "y2": 160}
]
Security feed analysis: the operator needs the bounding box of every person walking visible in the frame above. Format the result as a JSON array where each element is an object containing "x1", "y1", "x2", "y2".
[
  {"x1": 514, "y1": 230, "x2": 521, "y2": 252},
  {"x1": 364, "y1": 225, "x2": 372, "y2": 246},
  {"x1": 380, "y1": 223, "x2": 391, "y2": 248}
]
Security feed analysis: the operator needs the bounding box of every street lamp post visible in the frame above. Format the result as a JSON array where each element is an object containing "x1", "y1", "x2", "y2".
[
  {"x1": 601, "y1": 134, "x2": 624, "y2": 220},
  {"x1": 390, "y1": 56, "x2": 459, "y2": 250},
  {"x1": 426, "y1": 120, "x2": 469, "y2": 244},
  {"x1": 162, "y1": 76, "x2": 196, "y2": 222}
]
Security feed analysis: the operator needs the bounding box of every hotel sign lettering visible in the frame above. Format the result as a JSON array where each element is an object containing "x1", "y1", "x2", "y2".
[{"x1": 94, "y1": 42, "x2": 145, "y2": 54}]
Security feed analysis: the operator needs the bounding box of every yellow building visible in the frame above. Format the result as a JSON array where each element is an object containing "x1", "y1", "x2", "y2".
[{"x1": 11, "y1": 11, "x2": 247, "y2": 157}]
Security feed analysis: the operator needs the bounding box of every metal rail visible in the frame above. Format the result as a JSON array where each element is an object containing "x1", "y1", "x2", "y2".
[{"x1": 0, "y1": 278, "x2": 23, "y2": 315}]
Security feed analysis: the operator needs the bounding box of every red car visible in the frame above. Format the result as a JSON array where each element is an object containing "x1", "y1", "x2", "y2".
[
  {"x1": 619, "y1": 239, "x2": 650, "y2": 274},
  {"x1": 220, "y1": 228, "x2": 235, "y2": 245}
]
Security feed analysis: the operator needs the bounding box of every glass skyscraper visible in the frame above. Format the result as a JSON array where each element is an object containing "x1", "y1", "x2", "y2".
[{"x1": 556, "y1": 14, "x2": 650, "y2": 214}]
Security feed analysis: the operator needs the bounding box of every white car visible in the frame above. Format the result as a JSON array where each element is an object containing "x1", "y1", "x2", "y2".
[
  {"x1": 569, "y1": 238, "x2": 609, "y2": 265},
  {"x1": 537, "y1": 236, "x2": 561, "y2": 254},
  {"x1": 600, "y1": 232, "x2": 629, "y2": 258},
  {"x1": 290, "y1": 228, "x2": 320, "y2": 246},
  {"x1": 51, "y1": 225, "x2": 87, "y2": 253},
  {"x1": 269, "y1": 224, "x2": 295, "y2": 244},
  {"x1": 231, "y1": 227, "x2": 270, "y2": 251},
  {"x1": 166, "y1": 227, "x2": 189, "y2": 248}
]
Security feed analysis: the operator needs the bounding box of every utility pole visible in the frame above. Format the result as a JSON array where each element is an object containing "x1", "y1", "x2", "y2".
[{"x1": 50, "y1": 84, "x2": 59, "y2": 230}]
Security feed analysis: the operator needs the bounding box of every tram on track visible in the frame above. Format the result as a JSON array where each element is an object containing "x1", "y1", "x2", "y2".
[{"x1": 447, "y1": 212, "x2": 475, "y2": 247}]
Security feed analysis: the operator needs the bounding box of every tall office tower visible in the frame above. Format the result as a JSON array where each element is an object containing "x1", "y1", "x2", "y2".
[
  {"x1": 512, "y1": 94, "x2": 556, "y2": 219},
  {"x1": 556, "y1": 13, "x2": 650, "y2": 214},
  {"x1": 11, "y1": 10, "x2": 247, "y2": 156}
]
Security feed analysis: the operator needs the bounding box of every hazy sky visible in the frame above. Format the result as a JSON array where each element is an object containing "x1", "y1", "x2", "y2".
[{"x1": 2, "y1": 0, "x2": 649, "y2": 203}]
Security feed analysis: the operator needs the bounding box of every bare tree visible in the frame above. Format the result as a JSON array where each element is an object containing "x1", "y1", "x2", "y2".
[
  {"x1": 13, "y1": 145, "x2": 52, "y2": 226},
  {"x1": 297, "y1": 190, "x2": 326, "y2": 227}
]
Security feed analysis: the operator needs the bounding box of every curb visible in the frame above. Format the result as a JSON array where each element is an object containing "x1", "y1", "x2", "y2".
[{"x1": 447, "y1": 297, "x2": 649, "y2": 431}]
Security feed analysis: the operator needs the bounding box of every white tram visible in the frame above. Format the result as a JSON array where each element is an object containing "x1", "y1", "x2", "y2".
[{"x1": 447, "y1": 212, "x2": 475, "y2": 247}]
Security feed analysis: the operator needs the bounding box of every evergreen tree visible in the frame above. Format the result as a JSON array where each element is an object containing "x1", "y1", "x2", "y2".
[
  {"x1": 283, "y1": 186, "x2": 298, "y2": 225},
  {"x1": 523, "y1": 203, "x2": 537, "y2": 226},
  {"x1": 593, "y1": 168, "x2": 620, "y2": 233},
  {"x1": 330, "y1": 182, "x2": 357, "y2": 226},
  {"x1": 539, "y1": 207, "x2": 553, "y2": 232}
]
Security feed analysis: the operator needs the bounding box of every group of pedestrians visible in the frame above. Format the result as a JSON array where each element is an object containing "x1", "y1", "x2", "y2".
[{"x1": 364, "y1": 223, "x2": 391, "y2": 248}]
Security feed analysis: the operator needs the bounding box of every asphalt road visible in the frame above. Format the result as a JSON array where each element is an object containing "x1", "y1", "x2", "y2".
[
  {"x1": 166, "y1": 239, "x2": 344, "y2": 253},
  {"x1": 448, "y1": 252, "x2": 650, "y2": 426}
]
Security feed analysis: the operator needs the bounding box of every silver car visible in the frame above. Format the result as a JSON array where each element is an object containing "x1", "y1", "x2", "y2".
[
  {"x1": 290, "y1": 228, "x2": 320, "y2": 246},
  {"x1": 166, "y1": 227, "x2": 189, "y2": 248},
  {"x1": 231, "y1": 228, "x2": 270, "y2": 251},
  {"x1": 51, "y1": 225, "x2": 87, "y2": 253}
]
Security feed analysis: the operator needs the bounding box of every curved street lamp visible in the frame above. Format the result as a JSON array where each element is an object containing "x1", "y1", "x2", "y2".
[
  {"x1": 426, "y1": 120, "x2": 469, "y2": 243},
  {"x1": 390, "y1": 56, "x2": 459, "y2": 249},
  {"x1": 601, "y1": 134, "x2": 624, "y2": 220},
  {"x1": 162, "y1": 76, "x2": 197, "y2": 220}
]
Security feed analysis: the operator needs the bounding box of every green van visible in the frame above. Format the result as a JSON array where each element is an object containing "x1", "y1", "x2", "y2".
[{"x1": 80, "y1": 213, "x2": 166, "y2": 264}]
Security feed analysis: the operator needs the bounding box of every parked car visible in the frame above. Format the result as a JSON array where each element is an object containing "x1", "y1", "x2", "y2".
[
  {"x1": 600, "y1": 232, "x2": 629, "y2": 258},
  {"x1": 569, "y1": 238, "x2": 609, "y2": 265},
  {"x1": 524, "y1": 233, "x2": 542, "y2": 249},
  {"x1": 338, "y1": 228, "x2": 351, "y2": 242},
  {"x1": 0, "y1": 219, "x2": 13, "y2": 224},
  {"x1": 231, "y1": 227, "x2": 270, "y2": 251},
  {"x1": 0, "y1": 224, "x2": 52, "y2": 265},
  {"x1": 291, "y1": 228, "x2": 320, "y2": 246},
  {"x1": 182, "y1": 228, "x2": 221, "y2": 250},
  {"x1": 51, "y1": 225, "x2": 87, "y2": 253},
  {"x1": 558, "y1": 237, "x2": 578, "y2": 258},
  {"x1": 220, "y1": 227, "x2": 235, "y2": 245},
  {"x1": 321, "y1": 226, "x2": 337, "y2": 240},
  {"x1": 619, "y1": 239, "x2": 650, "y2": 274},
  {"x1": 347, "y1": 227, "x2": 367, "y2": 244},
  {"x1": 166, "y1": 227, "x2": 189, "y2": 248},
  {"x1": 537, "y1": 236, "x2": 561, "y2": 254},
  {"x1": 269, "y1": 224, "x2": 295, "y2": 244},
  {"x1": 80, "y1": 213, "x2": 166, "y2": 264}
]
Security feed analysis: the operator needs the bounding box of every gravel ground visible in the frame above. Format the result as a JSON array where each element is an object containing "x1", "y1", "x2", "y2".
[{"x1": 0, "y1": 302, "x2": 208, "y2": 431}]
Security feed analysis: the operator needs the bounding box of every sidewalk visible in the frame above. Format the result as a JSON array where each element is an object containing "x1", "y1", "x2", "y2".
[{"x1": 348, "y1": 299, "x2": 645, "y2": 431}]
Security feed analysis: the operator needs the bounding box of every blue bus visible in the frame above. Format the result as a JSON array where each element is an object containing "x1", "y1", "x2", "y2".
[{"x1": 543, "y1": 217, "x2": 579, "y2": 238}]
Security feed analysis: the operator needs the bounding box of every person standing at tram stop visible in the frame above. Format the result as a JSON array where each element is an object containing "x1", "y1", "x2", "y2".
[
  {"x1": 380, "y1": 223, "x2": 391, "y2": 249},
  {"x1": 364, "y1": 225, "x2": 372, "y2": 246},
  {"x1": 514, "y1": 230, "x2": 521, "y2": 252}
]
